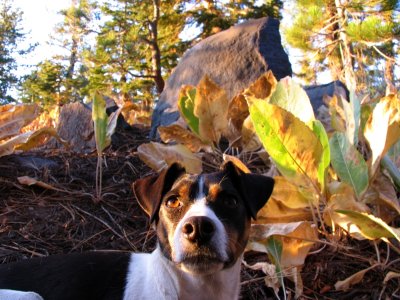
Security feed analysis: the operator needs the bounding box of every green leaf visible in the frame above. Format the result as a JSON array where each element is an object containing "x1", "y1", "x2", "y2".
[
  {"x1": 269, "y1": 77, "x2": 315, "y2": 126},
  {"x1": 312, "y1": 120, "x2": 330, "y2": 191},
  {"x1": 178, "y1": 86, "x2": 199, "y2": 135},
  {"x1": 92, "y1": 93, "x2": 108, "y2": 155},
  {"x1": 249, "y1": 100, "x2": 322, "y2": 189},
  {"x1": 336, "y1": 210, "x2": 400, "y2": 242},
  {"x1": 329, "y1": 132, "x2": 369, "y2": 198},
  {"x1": 350, "y1": 91, "x2": 361, "y2": 145},
  {"x1": 266, "y1": 237, "x2": 286, "y2": 300}
]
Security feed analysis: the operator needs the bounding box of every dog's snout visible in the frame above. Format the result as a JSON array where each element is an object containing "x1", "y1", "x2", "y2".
[{"x1": 182, "y1": 216, "x2": 215, "y2": 244}]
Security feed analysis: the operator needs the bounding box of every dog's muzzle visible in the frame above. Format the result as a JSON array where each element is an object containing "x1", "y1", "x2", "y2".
[{"x1": 172, "y1": 206, "x2": 229, "y2": 275}]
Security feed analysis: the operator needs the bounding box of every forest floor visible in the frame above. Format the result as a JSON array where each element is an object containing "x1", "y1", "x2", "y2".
[{"x1": 0, "y1": 125, "x2": 398, "y2": 299}]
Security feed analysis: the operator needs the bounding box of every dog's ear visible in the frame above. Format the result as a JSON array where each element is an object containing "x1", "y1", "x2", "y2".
[
  {"x1": 222, "y1": 161, "x2": 274, "y2": 220},
  {"x1": 133, "y1": 163, "x2": 186, "y2": 223}
]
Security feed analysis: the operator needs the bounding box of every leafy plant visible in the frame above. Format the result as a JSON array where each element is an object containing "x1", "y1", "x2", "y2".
[
  {"x1": 92, "y1": 93, "x2": 121, "y2": 202},
  {"x1": 138, "y1": 71, "x2": 400, "y2": 298}
]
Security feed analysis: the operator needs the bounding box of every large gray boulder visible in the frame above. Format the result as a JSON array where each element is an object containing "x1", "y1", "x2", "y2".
[{"x1": 150, "y1": 17, "x2": 292, "y2": 137}]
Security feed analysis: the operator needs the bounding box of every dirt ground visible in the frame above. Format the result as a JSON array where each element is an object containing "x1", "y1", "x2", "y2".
[{"x1": 1, "y1": 126, "x2": 399, "y2": 299}]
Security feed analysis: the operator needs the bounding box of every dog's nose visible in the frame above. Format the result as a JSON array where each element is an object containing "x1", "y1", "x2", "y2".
[{"x1": 182, "y1": 216, "x2": 215, "y2": 244}]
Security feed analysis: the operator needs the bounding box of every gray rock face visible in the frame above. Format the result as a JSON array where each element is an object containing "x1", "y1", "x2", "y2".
[
  {"x1": 304, "y1": 80, "x2": 349, "y2": 112},
  {"x1": 150, "y1": 17, "x2": 292, "y2": 137}
]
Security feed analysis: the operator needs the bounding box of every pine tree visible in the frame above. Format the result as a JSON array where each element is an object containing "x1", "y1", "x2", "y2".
[
  {"x1": 187, "y1": 0, "x2": 282, "y2": 40},
  {"x1": 85, "y1": 0, "x2": 187, "y2": 102},
  {"x1": 285, "y1": 0, "x2": 399, "y2": 93},
  {"x1": 0, "y1": 0, "x2": 31, "y2": 103}
]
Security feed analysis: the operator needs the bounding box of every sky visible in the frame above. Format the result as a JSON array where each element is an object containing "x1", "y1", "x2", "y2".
[{"x1": 13, "y1": 0, "x2": 70, "y2": 71}]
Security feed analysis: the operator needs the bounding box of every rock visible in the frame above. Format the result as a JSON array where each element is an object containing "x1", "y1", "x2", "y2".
[
  {"x1": 52, "y1": 102, "x2": 96, "y2": 153},
  {"x1": 150, "y1": 17, "x2": 292, "y2": 137},
  {"x1": 304, "y1": 80, "x2": 349, "y2": 112}
]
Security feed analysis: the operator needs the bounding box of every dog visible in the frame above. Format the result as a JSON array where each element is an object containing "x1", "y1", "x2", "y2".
[{"x1": 0, "y1": 161, "x2": 274, "y2": 300}]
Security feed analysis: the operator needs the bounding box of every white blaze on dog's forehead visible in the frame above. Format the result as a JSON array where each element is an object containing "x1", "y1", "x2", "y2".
[{"x1": 195, "y1": 175, "x2": 205, "y2": 200}]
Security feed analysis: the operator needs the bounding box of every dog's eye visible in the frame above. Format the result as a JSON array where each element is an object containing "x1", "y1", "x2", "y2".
[
  {"x1": 223, "y1": 196, "x2": 238, "y2": 208},
  {"x1": 166, "y1": 196, "x2": 181, "y2": 208}
]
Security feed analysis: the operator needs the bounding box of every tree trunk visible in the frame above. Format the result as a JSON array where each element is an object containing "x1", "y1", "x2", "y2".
[
  {"x1": 335, "y1": 0, "x2": 357, "y2": 91},
  {"x1": 148, "y1": 0, "x2": 164, "y2": 94}
]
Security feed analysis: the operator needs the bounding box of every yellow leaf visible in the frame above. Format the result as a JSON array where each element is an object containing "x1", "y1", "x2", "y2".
[
  {"x1": 194, "y1": 76, "x2": 229, "y2": 144},
  {"x1": 256, "y1": 197, "x2": 313, "y2": 224},
  {"x1": 0, "y1": 104, "x2": 39, "y2": 140},
  {"x1": 249, "y1": 101, "x2": 323, "y2": 190},
  {"x1": 15, "y1": 128, "x2": 61, "y2": 151},
  {"x1": 335, "y1": 265, "x2": 378, "y2": 291},
  {"x1": 270, "y1": 176, "x2": 316, "y2": 209},
  {"x1": 364, "y1": 94, "x2": 400, "y2": 176},
  {"x1": 158, "y1": 124, "x2": 211, "y2": 152},
  {"x1": 0, "y1": 127, "x2": 63, "y2": 157},
  {"x1": 243, "y1": 70, "x2": 277, "y2": 100},
  {"x1": 137, "y1": 142, "x2": 202, "y2": 174}
]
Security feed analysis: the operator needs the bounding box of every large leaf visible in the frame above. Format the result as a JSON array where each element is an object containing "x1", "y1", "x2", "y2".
[
  {"x1": 137, "y1": 142, "x2": 202, "y2": 174},
  {"x1": 158, "y1": 124, "x2": 211, "y2": 152},
  {"x1": 249, "y1": 100, "x2": 323, "y2": 189},
  {"x1": 243, "y1": 70, "x2": 277, "y2": 100},
  {"x1": 178, "y1": 86, "x2": 199, "y2": 135},
  {"x1": 194, "y1": 76, "x2": 229, "y2": 144},
  {"x1": 250, "y1": 222, "x2": 318, "y2": 268},
  {"x1": 329, "y1": 132, "x2": 368, "y2": 198},
  {"x1": 269, "y1": 76, "x2": 315, "y2": 126},
  {"x1": 265, "y1": 176, "x2": 314, "y2": 209},
  {"x1": 364, "y1": 94, "x2": 400, "y2": 176},
  {"x1": 335, "y1": 210, "x2": 400, "y2": 242},
  {"x1": 0, "y1": 127, "x2": 63, "y2": 157},
  {"x1": 0, "y1": 104, "x2": 39, "y2": 140},
  {"x1": 92, "y1": 93, "x2": 109, "y2": 155}
]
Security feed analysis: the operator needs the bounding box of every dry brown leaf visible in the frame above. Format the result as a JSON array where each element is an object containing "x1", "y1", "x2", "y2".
[
  {"x1": 222, "y1": 154, "x2": 250, "y2": 173},
  {"x1": 17, "y1": 176, "x2": 65, "y2": 192},
  {"x1": 383, "y1": 271, "x2": 400, "y2": 284},
  {"x1": 158, "y1": 124, "x2": 211, "y2": 153},
  {"x1": 334, "y1": 265, "x2": 378, "y2": 291},
  {"x1": 137, "y1": 142, "x2": 202, "y2": 174},
  {"x1": 363, "y1": 171, "x2": 400, "y2": 222},
  {"x1": 242, "y1": 260, "x2": 280, "y2": 295},
  {"x1": 243, "y1": 70, "x2": 277, "y2": 100},
  {"x1": 194, "y1": 76, "x2": 229, "y2": 144},
  {"x1": 0, "y1": 104, "x2": 39, "y2": 140},
  {"x1": 227, "y1": 93, "x2": 249, "y2": 132}
]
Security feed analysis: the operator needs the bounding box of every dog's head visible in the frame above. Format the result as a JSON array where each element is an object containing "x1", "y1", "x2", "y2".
[{"x1": 133, "y1": 161, "x2": 274, "y2": 275}]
